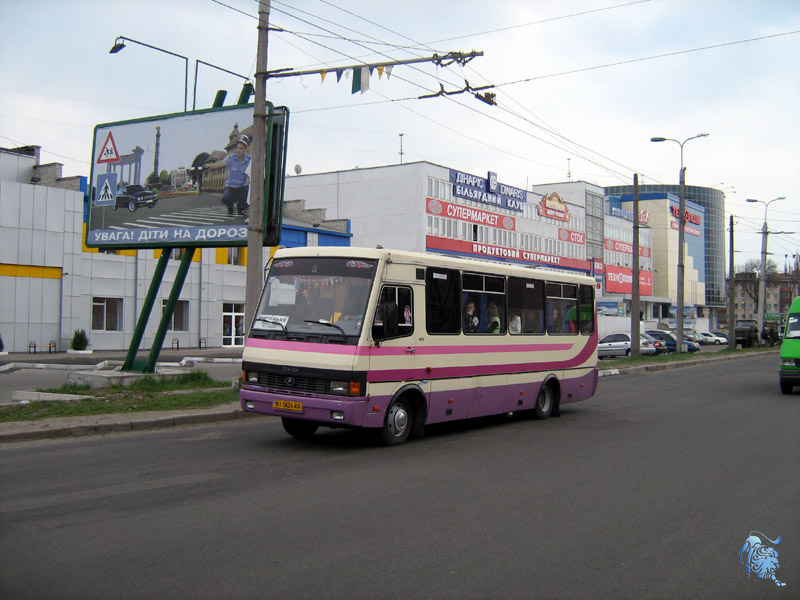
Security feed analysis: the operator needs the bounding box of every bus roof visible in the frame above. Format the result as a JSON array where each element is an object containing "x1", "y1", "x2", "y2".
[{"x1": 272, "y1": 246, "x2": 595, "y2": 286}]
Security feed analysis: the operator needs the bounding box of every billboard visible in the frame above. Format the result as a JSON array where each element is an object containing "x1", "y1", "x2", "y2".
[
  {"x1": 604, "y1": 265, "x2": 653, "y2": 296},
  {"x1": 86, "y1": 104, "x2": 286, "y2": 249}
]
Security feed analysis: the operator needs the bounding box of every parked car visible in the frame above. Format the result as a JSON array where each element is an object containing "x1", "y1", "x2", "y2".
[
  {"x1": 712, "y1": 330, "x2": 729, "y2": 343},
  {"x1": 642, "y1": 332, "x2": 668, "y2": 354},
  {"x1": 645, "y1": 329, "x2": 701, "y2": 352},
  {"x1": 115, "y1": 184, "x2": 159, "y2": 212},
  {"x1": 598, "y1": 333, "x2": 657, "y2": 358},
  {"x1": 700, "y1": 331, "x2": 725, "y2": 345},
  {"x1": 686, "y1": 331, "x2": 709, "y2": 344}
]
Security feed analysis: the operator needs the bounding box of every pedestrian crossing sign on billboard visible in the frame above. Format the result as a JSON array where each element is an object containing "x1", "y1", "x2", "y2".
[{"x1": 95, "y1": 173, "x2": 117, "y2": 206}]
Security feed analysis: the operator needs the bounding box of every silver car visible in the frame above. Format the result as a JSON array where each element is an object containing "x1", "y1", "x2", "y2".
[{"x1": 598, "y1": 333, "x2": 658, "y2": 358}]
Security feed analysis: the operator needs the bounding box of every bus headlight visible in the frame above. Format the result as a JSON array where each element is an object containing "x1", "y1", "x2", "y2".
[
  {"x1": 330, "y1": 380, "x2": 349, "y2": 394},
  {"x1": 330, "y1": 381, "x2": 362, "y2": 395},
  {"x1": 246, "y1": 371, "x2": 259, "y2": 383}
]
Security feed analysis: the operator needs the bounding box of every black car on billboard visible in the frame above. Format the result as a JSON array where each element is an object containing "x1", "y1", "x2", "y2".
[{"x1": 115, "y1": 184, "x2": 159, "y2": 212}]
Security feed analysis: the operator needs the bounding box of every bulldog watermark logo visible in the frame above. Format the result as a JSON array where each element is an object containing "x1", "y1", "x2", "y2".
[{"x1": 738, "y1": 531, "x2": 786, "y2": 587}]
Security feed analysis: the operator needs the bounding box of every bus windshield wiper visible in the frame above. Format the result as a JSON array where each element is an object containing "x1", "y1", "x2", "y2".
[{"x1": 304, "y1": 319, "x2": 346, "y2": 335}]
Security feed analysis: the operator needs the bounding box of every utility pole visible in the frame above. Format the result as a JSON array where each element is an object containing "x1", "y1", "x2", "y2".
[
  {"x1": 399, "y1": 133, "x2": 404, "y2": 164},
  {"x1": 728, "y1": 214, "x2": 736, "y2": 350},
  {"x1": 676, "y1": 165, "x2": 686, "y2": 353},
  {"x1": 757, "y1": 219, "x2": 768, "y2": 340},
  {"x1": 246, "y1": 0, "x2": 271, "y2": 328},
  {"x1": 631, "y1": 174, "x2": 641, "y2": 355}
]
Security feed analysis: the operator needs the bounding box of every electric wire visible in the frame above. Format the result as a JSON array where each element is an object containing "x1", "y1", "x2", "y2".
[{"x1": 214, "y1": 0, "x2": 799, "y2": 200}]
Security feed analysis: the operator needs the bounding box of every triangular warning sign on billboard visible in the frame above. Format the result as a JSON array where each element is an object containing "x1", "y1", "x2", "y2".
[{"x1": 97, "y1": 131, "x2": 120, "y2": 164}]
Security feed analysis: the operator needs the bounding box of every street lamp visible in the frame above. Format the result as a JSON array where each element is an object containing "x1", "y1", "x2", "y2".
[
  {"x1": 746, "y1": 196, "x2": 786, "y2": 340},
  {"x1": 109, "y1": 36, "x2": 189, "y2": 112},
  {"x1": 650, "y1": 132, "x2": 709, "y2": 352}
]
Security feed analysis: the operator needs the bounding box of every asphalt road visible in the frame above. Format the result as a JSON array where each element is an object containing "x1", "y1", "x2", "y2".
[{"x1": 1, "y1": 354, "x2": 797, "y2": 600}]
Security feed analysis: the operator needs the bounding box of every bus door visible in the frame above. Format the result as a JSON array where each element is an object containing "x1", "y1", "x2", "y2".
[{"x1": 371, "y1": 284, "x2": 428, "y2": 397}]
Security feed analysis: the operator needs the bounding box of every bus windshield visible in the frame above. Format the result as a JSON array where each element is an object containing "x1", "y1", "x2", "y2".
[{"x1": 252, "y1": 256, "x2": 378, "y2": 339}]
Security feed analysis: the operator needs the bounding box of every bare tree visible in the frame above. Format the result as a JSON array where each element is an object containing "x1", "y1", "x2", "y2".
[
  {"x1": 735, "y1": 258, "x2": 779, "y2": 308},
  {"x1": 738, "y1": 258, "x2": 779, "y2": 274}
]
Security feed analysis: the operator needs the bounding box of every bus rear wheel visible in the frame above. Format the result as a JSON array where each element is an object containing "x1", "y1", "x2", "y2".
[
  {"x1": 381, "y1": 399, "x2": 412, "y2": 446},
  {"x1": 282, "y1": 417, "x2": 319, "y2": 440},
  {"x1": 533, "y1": 384, "x2": 554, "y2": 420}
]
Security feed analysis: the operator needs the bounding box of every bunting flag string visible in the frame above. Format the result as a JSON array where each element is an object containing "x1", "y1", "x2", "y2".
[{"x1": 313, "y1": 59, "x2": 418, "y2": 93}]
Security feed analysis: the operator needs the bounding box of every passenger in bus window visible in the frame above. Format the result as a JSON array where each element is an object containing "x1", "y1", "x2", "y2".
[
  {"x1": 403, "y1": 304, "x2": 412, "y2": 326},
  {"x1": 509, "y1": 314, "x2": 521, "y2": 334},
  {"x1": 486, "y1": 302, "x2": 501, "y2": 333},
  {"x1": 464, "y1": 299, "x2": 479, "y2": 333},
  {"x1": 547, "y1": 307, "x2": 562, "y2": 334}
]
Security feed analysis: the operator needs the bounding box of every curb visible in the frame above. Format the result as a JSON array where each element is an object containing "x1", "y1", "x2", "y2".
[
  {"x1": 0, "y1": 407, "x2": 263, "y2": 443},
  {"x1": 598, "y1": 348, "x2": 780, "y2": 377}
]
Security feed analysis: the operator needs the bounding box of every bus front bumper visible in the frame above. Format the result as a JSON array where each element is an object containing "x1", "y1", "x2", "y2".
[
  {"x1": 240, "y1": 386, "x2": 373, "y2": 427},
  {"x1": 779, "y1": 367, "x2": 800, "y2": 386}
]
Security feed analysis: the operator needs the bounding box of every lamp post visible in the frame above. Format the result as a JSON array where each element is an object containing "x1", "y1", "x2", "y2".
[
  {"x1": 746, "y1": 196, "x2": 786, "y2": 341},
  {"x1": 650, "y1": 132, "x2": 709, "y2": 352},
  {"x1": 193, "y1": 60, "x2": 250, "y2": 110},
  {"x1": 110, "y1": 36, "x2": 189, "y2": 112}
]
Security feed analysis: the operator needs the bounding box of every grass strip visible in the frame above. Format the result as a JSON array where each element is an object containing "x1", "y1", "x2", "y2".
[{"x1": 1, "y1": 370, "x2": 240, "y2": 423}]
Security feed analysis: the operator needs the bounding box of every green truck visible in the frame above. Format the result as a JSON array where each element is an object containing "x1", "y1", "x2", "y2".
[
  {"x1": 734, "y1": 319, "x2": 760, "y2": 348},
  {"x1": 779, "y1": 297, "x2": 800, "y2": 394}
]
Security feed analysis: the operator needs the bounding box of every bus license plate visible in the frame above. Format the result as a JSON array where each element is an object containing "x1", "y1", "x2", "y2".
[{"x1": 273, "y1": 400, "x2": 303, "y2": 412}]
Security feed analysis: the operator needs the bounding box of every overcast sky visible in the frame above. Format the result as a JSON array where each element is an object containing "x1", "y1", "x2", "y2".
[{"x1": 1, "y1": 0, "x2": 798, "y2": 266}]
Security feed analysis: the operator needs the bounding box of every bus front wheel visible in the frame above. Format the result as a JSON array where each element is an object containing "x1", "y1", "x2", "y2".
[
  {"x1": 381, "y1": 399, "x2": 412, "y2": 446},
  {"x1": 282, "y1": 417, "x2": 319, "y2": 440},
  {"x1": 533, "y1": 385, "x2": 554, "y2": 420}
]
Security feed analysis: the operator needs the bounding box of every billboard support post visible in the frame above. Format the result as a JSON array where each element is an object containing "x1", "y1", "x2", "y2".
[
  {"x1": 123, "y1": 248, "x2": 172, "y2": 372},
  {"x1": 144, "y1": 247, "x2": 196, "y2": 372}
]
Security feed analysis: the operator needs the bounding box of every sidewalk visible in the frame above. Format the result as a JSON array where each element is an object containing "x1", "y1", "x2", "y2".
[{"x1": 0, "y1": 347, "x2": 780, "y2": 444}]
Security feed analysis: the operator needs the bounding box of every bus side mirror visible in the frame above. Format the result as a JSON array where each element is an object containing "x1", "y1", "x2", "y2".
[{"x1": 373, "y1": 302, "x2": 399, "y2": 341}]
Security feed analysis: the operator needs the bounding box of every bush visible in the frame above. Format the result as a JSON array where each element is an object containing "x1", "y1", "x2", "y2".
[{"x1": 71, "y1": 329, "x2": 90, "y2": 351}]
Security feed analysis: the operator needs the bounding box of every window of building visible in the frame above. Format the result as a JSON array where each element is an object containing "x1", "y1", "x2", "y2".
[
  {"x1": 162, "y1": 299, "x2": 189, "y2": 331},
  {"x1": 92, "y1": 297, "x2": 122, "y2": 331},
  {"x1": 227, "y1": 247, "x2": 245, "y2": 265},
  {"x1": 222, "y1": 302, "x2": 245, "y2": 346}
]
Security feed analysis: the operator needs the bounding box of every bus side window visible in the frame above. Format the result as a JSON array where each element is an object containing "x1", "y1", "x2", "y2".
[
  {"x1": 509, "y1": 276, "x2": 544, "y2": 334},
  {"x1": 563, "y1": 284, "x2": 578, "y2": 334},
  {"x1": 579, "y1": 284, "x2": 595, "y2": 334},
  {"x1": 426, "y1": 268, "x2": 460, "y2": 334},
  {"x1": 546, "y1": 282, "x2": 578, "y2": 335},
  {"x1": 379, "y1": 285, "x2": 413, "y2": 339}
]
